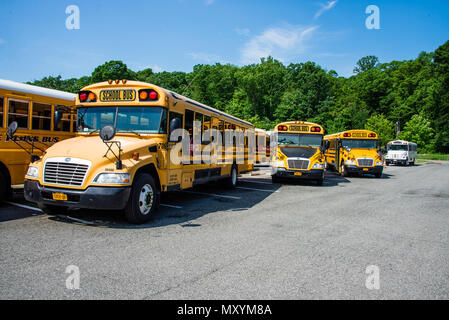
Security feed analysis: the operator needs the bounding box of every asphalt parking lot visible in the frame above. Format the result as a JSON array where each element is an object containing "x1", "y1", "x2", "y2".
[{"x1": 1, "y1": 162, "x2": 448, "y2": 299}]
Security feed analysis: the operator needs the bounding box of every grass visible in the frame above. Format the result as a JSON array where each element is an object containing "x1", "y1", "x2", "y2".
[{"x1": 417, "y1": 153, "x2": 449, "y2": 161}]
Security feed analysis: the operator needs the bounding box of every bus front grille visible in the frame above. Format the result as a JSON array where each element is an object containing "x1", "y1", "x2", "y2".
[
  {"x1": 44, "y1": 162, "x2": 89, "y2": 186},
  {"x1": 357, "y1": 158, "x2": 374, "y2": 167},
  {"x1": 287, "y1": 159, "x2": 310, "y2": 170}
]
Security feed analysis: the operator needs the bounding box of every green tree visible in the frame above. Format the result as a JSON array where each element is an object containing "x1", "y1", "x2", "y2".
[
  {"x1": 353, "y1": 55, "x2": 379, "y2": 74},
  {"x1": 364, "y1": 114, "x2": 395, "y2": 146},
  {"x1": 91, "y1": 60, "x2": 137, "y2": 83},
  {"x1": 399, "y1": 114, "x2": 434, "y2": 152}
]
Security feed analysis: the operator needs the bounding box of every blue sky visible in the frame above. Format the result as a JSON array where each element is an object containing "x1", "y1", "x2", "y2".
[{"x1": 0, "y1": 0, "x2": 448, "y2": 82}]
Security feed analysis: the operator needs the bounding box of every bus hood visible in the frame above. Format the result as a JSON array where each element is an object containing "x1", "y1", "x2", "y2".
[{"x1": 42, "y1": 135, "x2": 160, "y2": 164}]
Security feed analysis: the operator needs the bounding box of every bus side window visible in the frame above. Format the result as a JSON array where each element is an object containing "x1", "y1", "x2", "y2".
[
  {"x1": 54, "y1": 105, "x2": 71, "y2": 132},
  {"x1": 185, "y1": 109, "x2": 194, "y2": 138},
  {"x1": 203, "y1": 115, "x2": 211, "y2": 131},
  {"x1": 32, "y1": 102, "x2": 51, "y2": 131},
  {"x1": 169, "y1": 111, "x2": 183, "y2": 136},
  {"x1": 195, "y1": 112, "x2": 203, "y2": 137},
  {"x1": 0, "y1": 97, "x2": 3, "y2": 128},
  {"x1": 8, "y1": 99, "x2": 29, "y2": 129}
]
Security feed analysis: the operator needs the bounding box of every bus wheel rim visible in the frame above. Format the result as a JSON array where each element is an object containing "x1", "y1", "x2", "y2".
[
  {"x1": 232, "y1": 168, "x2": 237, "y2": 185},
  {"x1": 139, "y1": 184, "x2": 154, "y2": 215}
]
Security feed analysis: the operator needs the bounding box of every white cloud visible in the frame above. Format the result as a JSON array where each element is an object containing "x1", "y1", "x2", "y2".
[
  {"x1": 204, "y1": 0, "x2": 215, "y2": 5},
  {"x1": 240, "y1": 25, "x2": 319, "y2": 64},
  {"x1": 314, "y1": 1, "x2": 338, "y2": 19},
  {"x1": 188, "y1": 52, "x2": 221, "y2": 63},
  {"x1": 235, "y1": 27, "x2": 250, "y2": 36}
]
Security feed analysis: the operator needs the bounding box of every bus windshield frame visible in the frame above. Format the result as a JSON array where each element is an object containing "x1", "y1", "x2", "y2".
[
  {"x1": 277, "y1": 133, "x2": 323, "y2": 147},
  {"x1": 77, "y1": 106, "x2": 168, "y2": 134},
  {"x1": 341, "y1": 139, "x2": 377, "y2": 149}
]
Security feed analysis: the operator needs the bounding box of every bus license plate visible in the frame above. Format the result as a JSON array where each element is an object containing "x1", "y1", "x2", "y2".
[
  {"x1": 294, "y1": 172, "x2": 302, "y2": 176},
  {"x1": 99, "y1": 89, "x2": 136, "y2": 102},
  {"x1": 52, "y1": 193, "x2": 68, "y2": 201},
  {"x1": 363, "y1": 168, "x2": 369, "y2": 171}
]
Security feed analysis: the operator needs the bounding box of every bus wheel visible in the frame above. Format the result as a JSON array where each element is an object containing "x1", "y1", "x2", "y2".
[
  {"x1": 124, "y1": 173, "x2": 159, "y2": 224},
  {"x1": 340, "y1": 164, "x2": 348, "y2": 177},
  {"x1": 0, "y1": 171, "x2": 7, "y2": 202},
  {"x1": 38, "y1": 203, "x2": 67, "y2": 215},
  {"x1": 316, "y1": 178, "x2": 324, "y2": 186},
  {"x1": 225, "y1": 165, "x2": 238, "y2": 188},
  {"x1": 271, "y1": 175, "x2": 280, "y2": 184},
  {"x1": 375, "y1": 172, "x2": 382, "y2": 178}
]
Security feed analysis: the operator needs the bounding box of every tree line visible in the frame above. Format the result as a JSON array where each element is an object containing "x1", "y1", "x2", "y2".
[{"x1": 28, "y1": 40, "x2": 449, "y2": 153}]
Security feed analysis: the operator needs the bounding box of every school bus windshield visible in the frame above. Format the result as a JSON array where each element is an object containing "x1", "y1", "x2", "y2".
[
  {"x1": 387, "y1": 144, "x2": 408, "y2": 151},
  {"x1": 277, "y1": 133, "x2": 322, "y2": 147},
  {"x1": 77, "y1": 106, "x2": 167, "y2": 134},
  {"x1": 342, "y1": 139, "x2": 377, "y2": 149}
]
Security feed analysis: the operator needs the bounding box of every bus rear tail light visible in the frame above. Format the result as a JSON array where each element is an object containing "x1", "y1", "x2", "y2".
[
  {"x1": 138, "y1": 89, "x2": 159, "y2": 101},
  {"x1": 369, "y1": 133, "x2": 377, "y2": 137}
]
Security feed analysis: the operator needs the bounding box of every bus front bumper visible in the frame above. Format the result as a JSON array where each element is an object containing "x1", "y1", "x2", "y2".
[
  {"x1": 272, "y1": 168, "x2": 324, "y2": 180},
  {"x1": 24, "y1": 180, "x2": 131, "y2": 210},
  {"x1": 345, "y1": 165, "x2": 383, "y2": 174},
  {"x1": 386, "y1": 159, "x2": 407, "y2": 165}
]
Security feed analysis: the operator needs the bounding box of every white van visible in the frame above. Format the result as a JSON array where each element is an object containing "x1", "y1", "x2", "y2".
[{"x1": 385, "y1": 140, "x2": 418, "y2": 166}]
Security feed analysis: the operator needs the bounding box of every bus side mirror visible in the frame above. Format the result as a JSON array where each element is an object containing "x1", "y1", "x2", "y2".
[
  {"x1": 169, "y1": 118, "x2": 182, "y2": 142},
  {"x1": 54, "y1": 110, "x2": 63, "y2": 128},
  {"x1": 100, "y1": 125, "x2": 116, "y2": 141},
  {"x1": 7, "y1": 121, "x2": 18, "y2": 137}
]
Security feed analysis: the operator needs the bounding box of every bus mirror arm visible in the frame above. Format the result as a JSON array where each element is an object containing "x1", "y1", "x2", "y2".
[
  {"x1": 6, "y1": 121, "x2": 45, "y2": 163},
  {"x1": 100, "y1": 125, "x2": 123, "y2": 169}
]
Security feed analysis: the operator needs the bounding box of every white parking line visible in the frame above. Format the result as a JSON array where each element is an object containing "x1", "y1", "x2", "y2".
[
  {"x1": 183, "y1": 191, "x2": 241, "y2": 200},
  {"x1": 57, "y1": 215, "x2": 95, "y2": 225},
  {"x1": 240, "y1": 179, "x2": 274, "y2": 185},
  {"x1": 236, "y1": 186, "x2": 279, "y2": 193},
  {"x1": 5, "y1": 201, "x2": 42, "y2": 213},
  {"x1": 160, "y1": 204, "x2": 183, "y2": 209}
]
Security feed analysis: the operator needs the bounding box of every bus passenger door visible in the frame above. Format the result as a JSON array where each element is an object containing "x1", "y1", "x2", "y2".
[{"x1": 167, "y1": 111, "x2": 184, "y2": 190}]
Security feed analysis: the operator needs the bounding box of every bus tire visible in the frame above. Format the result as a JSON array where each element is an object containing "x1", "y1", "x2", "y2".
[
  {"x1": 341, "y1": 163, "x2": 348, "y2": 177},
  {"x1": 0, "y1": 171, "x2": 7, "y2": 202},
  {"x1": 124, "y1": 173, "x2": 159, "y2": 224},
  {"x1": 271, "y1": 175, "x2": 280, "y2": 184},
  {"x1": 374, "y1": 172, "x2": 382, "y2": 178},
  {"x1": 225, "y1": 164, "x2": 238, "y2": 189},
  {"x1": 316, "y1": 178, "x2": 324, "y2": 186},
  {"x1": 38, "y1": 203, "x2": 67, "y2": 215}
]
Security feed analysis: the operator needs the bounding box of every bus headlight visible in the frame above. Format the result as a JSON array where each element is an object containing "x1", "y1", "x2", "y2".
[
  {"x1": 93, "y1": 173, "x2": 131, "y2": 185},
  {"x1": 312, "y1": 163, "x2": 325, "y2": 169},
  {"x1": 26, "y1": 166, "x2": 39, "y2": 179},
  {"x1": 344, "y1": 160, "x2": 356, "y2": 165},
  {"x1": 376, "y1": 161, "x2": 383, "y2": 166},
  {"x1": 272, "y1": 161, "x2": 285, "y2": 167}
]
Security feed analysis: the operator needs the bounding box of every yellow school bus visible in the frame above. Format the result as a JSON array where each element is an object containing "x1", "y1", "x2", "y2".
[
  {"x1": 255, "y1": 128, "x2": 270, "y2": 163},
  {"x1": 324, "y1": 130, "x2": 383, "y2": 178},
  {"x1": 23, "y1": 80, "x2": 254, "y2": 223},
  {"x1": 0, "y1": 79, "x2": 76, "y2": 201},
  {"x1": 271, "y1": 121, "x2": 327, "y2": 185}
]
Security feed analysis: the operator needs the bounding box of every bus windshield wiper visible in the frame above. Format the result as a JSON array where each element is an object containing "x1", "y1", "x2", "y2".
[{"x1": 116, "y1": 129, "x2": 141, "y2": 137}]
